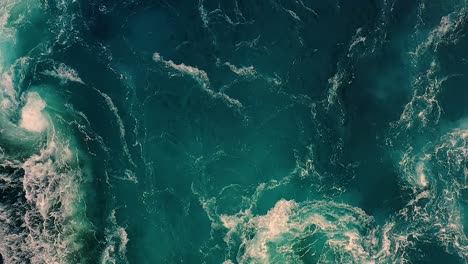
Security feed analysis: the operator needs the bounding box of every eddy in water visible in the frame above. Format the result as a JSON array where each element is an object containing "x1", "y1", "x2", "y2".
[{"x1": 0, "y1": 0, "x2": 467, "y2": 263}]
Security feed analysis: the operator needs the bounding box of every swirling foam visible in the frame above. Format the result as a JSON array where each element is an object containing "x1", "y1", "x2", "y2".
[{"x1": 20, "y1": 92, "x2": 49, "y2": 133}]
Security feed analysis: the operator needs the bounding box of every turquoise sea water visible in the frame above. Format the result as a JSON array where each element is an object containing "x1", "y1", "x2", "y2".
[{"x1": 0, "y1": 0, "x2": 467, "y2": 263}]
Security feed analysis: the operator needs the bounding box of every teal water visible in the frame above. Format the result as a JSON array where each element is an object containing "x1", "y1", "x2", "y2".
[{"x1": 0, "y1": 0, "x2": 467, "y2": 263}]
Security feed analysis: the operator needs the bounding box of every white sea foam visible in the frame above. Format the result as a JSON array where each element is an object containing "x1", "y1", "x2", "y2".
[
  {"x1": 256, "y1": 199, "x2": 296, "y2": 239},
  {"x1": 219, "y1": 198, "x2": 393, "y2": 264},
  {"x1": 0, "y1": 0, "x2": 33, "y2": 92},
  {"x1": 0, "y1": 1, "x2": 91, "y2": 263},
  {"x1": 224, "y1": 62, "x2": 256, "y2": 77},
  {"x1": 198, "y1": 0, "x2": 209, "y2": 28},
  {"x1": 415, "y1": 162, "x2": 428, "y2": 187},
  {"x1": 101, "y1": 210, "x2": 129, "y2": 264},
  {"x1": 187, "y1": 5, "x2": 468, "y2": 264},
  {"x1": 242, "y1": 199, "x2": 297, "y2": 262},
  {"x1": 20, "y1": 92, "x2": 49, "y2": 132},
  {"x1": 396, "y1": 9, "x2": 467, "y2": 131},
  {"x1": 0, "y1": 71, "x2": 16, "y2": 114},
  {"x1": 153, "y1": 52, "x2": 243, "y2": 110},
  {"x1": 348, "y1": 28, "x2": 367, "y2": 53},
  {"x1": 8, "y1": 130, "x2": 91, "y2": 264},
  {"x1": 326, "y1": 69, "x2": 346, "y2": 109},
  {"x1": 203, "y1": 167, "x2": 446, "y2": 264},
  {"x1": 41, "y1": 63, "x2": 85, "y2": 84},
  {"x1": 285, "y1": 9, "x2": 301, "y2": 22},
  {"x1": 391, "y1": 17, "x2": 468, "y2": 262},
  {"x1": 396, "y1": 127, "x2": 468, "y2": 260},
  {"x1": 1, "y1": 72, "x2": 14, "y2": 98},
  {"x1": 153, "y1": 52, "x2": 209, "y2": 86},
  {"x1": 97, "y1": 89, "x2": 136, "y2": 168}
]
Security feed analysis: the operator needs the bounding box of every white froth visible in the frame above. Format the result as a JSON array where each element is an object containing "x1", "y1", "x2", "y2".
[
  {"x1": 285, "y1": 9, "x2": 301, "y2": 21},
  {"x1": 217, "y1": 196, "x2": 414, "y2": 263},
  {"x1": 152, "y1": 52, "x2": 243, "y2": 110},
  {"x1": 101, "y1": 210, "x2": 129, "y2": 263},
  {"x1": 1, "y1": 72, "x2": 14, "y2": 97},
  {"x1": 118, "y1": 228, "x2": 129, "y2": 254},
  {"x1": 2, "y1": 98, "x2": 10, "y2": 108},
  {"x1": 97, "y1": 90, "x2": 136, "y2": 167},
  {"x1": 198, "y1": 0, "x2": 209, "y2": 28},
  {"x1": 349, "y1": 36, "x2": 366, "y2": 52},
  {"x1": 224, "y1": 62, "x2": 256, "y2": 77},
  {"x1": 306, "y1": 213, "x2": 336, "y2": 229},
  {"x1": 20, "y1": 92, "x2": 48, "y2": 132},
  {"x1": 221, "y1": 214, "x2": 242, "y2": 230},
  {"x1": 152, "y1": 52, "x2": 209, "y2": 86},
  {"x1": 256, "y1": 199, "x2": 296, "y2": 239},
  {"x1": 0, "y1": 12, "x2": 9, "y2": 29},
  {"x1": 416, "y1": 162, "x2": 428, "y2": 187},
  {"x1": 326, "y1": 70, "x2": 346, "y2": 109},
  {"x1": 18, "y1": 133, "x2": 90, "y2": 263},
  {"x1": 41, "y1": 63, "x2": 85, "y2": 84}
]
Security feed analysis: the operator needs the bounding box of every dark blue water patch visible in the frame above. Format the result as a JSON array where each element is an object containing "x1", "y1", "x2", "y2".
[
  {"x1": 411, "y1": 243, "x2": 464, "y2": 264},
  {"x1": 344, "y1": 58, "x2": 411, "y2": 125},
  {"x1": 439, "y1": 75, "x2": 468, "y2": 122},
  {"x1": 79, "y1": 0, "x2": 142, "y2": 41},
  {"x1": 81, "y1": 0, "x2": 211, "y2": 63},
  {"x1": 350, "y1": 158, "x2": 404, "y2": 217},
  {"x1": 122, "y1": 191, "x2": 210, "y2": 263},
  {"x1": 339, "y1": 53, "x2": 410, "y2": 216}
]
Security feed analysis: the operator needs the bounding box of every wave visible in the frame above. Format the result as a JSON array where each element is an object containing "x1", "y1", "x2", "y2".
[
  {"x1": 19, "y1": 92, "x2": 49, "y2": 133},
  {"x1": 218, "y1": 198, "x2": 408, "y2": 264},
  {"x1": 152, "y1": 52, "x2": 243, "y2": 111},
  {"x1": 1, "y1": 0, "x2": 466, "y2": 263},
  {"x1": 397, "y1": 128, "x2": 468, "y2": 259},
  {"x1": 101, "y1": 210, "x2": 129, "y2": 264},
  {"x1": 0, "y1": 1, "x2": 92, "y2": 263},
  {"x1": 395, "y1": 7, "x2": 468, "y2": 131},
  {"x1": 96, "y1": 89, "x2": 137, "y2": 169},
  {"x1": 41, "y1": 62, "x2": 85, "y2": 84},
  {"x1": 192, "y1": 2, "x2": 468, "y2": 263},
  {"x1": 0, "y1": 113, "x2": 92, "y2": 263}
]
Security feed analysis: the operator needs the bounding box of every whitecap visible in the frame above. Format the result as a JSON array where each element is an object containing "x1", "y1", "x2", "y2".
[
  {"x1": 20, "y1": 92, "x2": 49, "y2": 133},
  {"x1": 415, "y1": 162, "x2": 428, "y2": 187},
  {"x1": 153, "y1": 52, "x2": 243, "y2": 111},
  {"x1": 41, "y1": 63, "x2": 85, "y2": 84},
  {"x1": 101, "y1": 210, "x2": 129, "y2": 264},
  {"x1": 223, "y1": 62, "x2": 256, "y2": 77},
  {"x1": 152, "y1": 52, "x2": 209, "y2": 86},
  {"x1": 96, "y1": 89, "x2": 136, "y2": 168}
]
